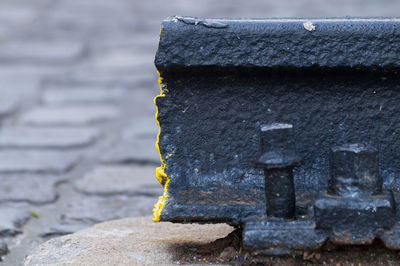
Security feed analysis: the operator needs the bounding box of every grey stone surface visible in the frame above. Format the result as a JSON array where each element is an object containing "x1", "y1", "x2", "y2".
[
  {"x1": 122, "y1": 117, "x2": 158, "y2": 138},
  {"x1": 0, "y1": 5, "x2": 36, "y2": 23},
  {"x1": 0, "y1": 208, "x2": 30, "y2": 236},
  {"x1": 0, "y1": 126, "x2": 99, "y2": 149},
  {"x1": 0, "y1": 150, "x2": 79, "y2": 173},
  {"x1": 42, "y1": 87, "x2": 125, "y2": 105},
  {"x1": 0, "y1": 65, "x2": 62, "y2": 82},
  {"x1": 24, "y1": 216, "x2": 233, "y2": 266},
  {"x1": 100, "y1": 138, "x2": 159, "y2": 165},
  {"x1": 0, "y1": 175, "x2": 60, "y2": 204},
  {"x1": 74, "y1": 166, "x2": 162, "y2": 196},
  {"x1": 0, "y1": 84, "x2": 38, "y2": 118},
  {"x1": 20, "y1": 106, "x2": 119, "y2": 125},
  {"x1": 101, "y1": 117, "x2": 159, "y2": 164},
  {"x1": 61, "y1": 68, "x2": 147, "y2": 85},
  {"x1": 0, "y1": 78, "x2": 39, "y2": 93},
  {"x1": 0, "y1": 95, "x2": 20, "y2": 118},
  {"x1": 61, "y1": 196, "x2": 156, "y2": 224},
  {"x1": 131, "y1": 89, "x2": 158, "y2": 116},
  {"x1": 40, "y1": 224, "x2": 90, "y2": 238},
  {"x1": 0, "y1": 239, "x2": 7, "y2": 257},
  {"x1": 0, "y1": 26, "x2": 7, "y2": 39},
  {"x1": 84, "y1": 48, "x2": 153, "y2": 72},
  {"x1": 0, "y1": 41, "x2": 84, "y2": 63}
]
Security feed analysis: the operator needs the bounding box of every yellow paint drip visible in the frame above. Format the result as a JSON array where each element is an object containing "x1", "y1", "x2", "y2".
[
  {"x1": 152, "y1": 179, "x2": 169, "y2": 222},
  {"x1": 155, "y1": 166, "x2": 167, "y2": 185},
  {"x1": 153, "y1": 68, "x2": 170, "y2": 222}
]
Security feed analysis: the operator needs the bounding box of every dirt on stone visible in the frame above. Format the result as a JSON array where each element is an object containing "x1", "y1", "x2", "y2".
[{"x1": 175, "y1": 230, "x2": 400, "y2": 265}]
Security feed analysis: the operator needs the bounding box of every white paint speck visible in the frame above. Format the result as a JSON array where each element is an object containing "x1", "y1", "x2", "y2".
[{"x1": 303, "y1": 21, "x2": 316, "y2": 32}]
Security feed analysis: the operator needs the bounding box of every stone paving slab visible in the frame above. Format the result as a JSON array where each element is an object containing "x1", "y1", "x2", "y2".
[
  {"x1": 40, "y1": 224, "x2": 90, "y2": 238},
  {"x1": 24, "y1": 216, "x2": 233, "y2": 266},
  {"x1": 0, "y1": 26, "x2": 7, "y2": 39},
  {"x1": 0, "y1": 78, "x2": 39, "y2": 92},
  {"x1": 20, "y1": 106, "x2": 120, "y2": 125},
  {"x1": 0, "y1": 126, "x2": 99, "y2": 149},
  {"x1": 47, "y1": 70, "x2": 149, "y2": 86},
  {"x1": 0, "y1": 150, "x2": 79, "y2": 173},
  {"x1": 100, "y1": 117, "x2": 159, "y2": 164},
  {"x1": 122, "y1": 117, "x2": 158, "y2": 138},
  {"x1": 0, "y1": 95, "x2": 20, "y2": 119},
  {"x1": 0, "y1": 84, "x2": 38, "y2": 118},
  {"x1": 0, "y1": 41, "x2": 85, "y2": 63},
  {"x1": 100, "y1": 137, "x2": 159, "y2": 165},
  {"x1": 60, "y1": 196, "x2": 156, "y2": 224},
  {"x1": 0, "y1": 4, "x2": 36, "y2": 23},
  {"x1": 0, "y1": 208, "x2": 30, "y2": 237},
  {"x1": 74, "y1": 165, "x2": 161, "y2": 196},
  {"x1": 0, "y1": 66, "x2": 61, "y2": 84},
  {"x1": 84, "y1": 48, "x2": 154, "y2": 72},
  {"x1": 41, "y1": 87, "x2": 125, "y2": 105},
  {"x1": 0, "y1": 174, "x2": 61, "y2": 204}
]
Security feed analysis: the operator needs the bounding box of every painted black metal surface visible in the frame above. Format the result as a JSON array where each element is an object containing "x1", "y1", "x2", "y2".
[
  {"x1": 154, "y1": 17, "x2": 400, "y2": 254},
  {"x1": 156, "y1": 17, "x2": 400, "y2": 72}
]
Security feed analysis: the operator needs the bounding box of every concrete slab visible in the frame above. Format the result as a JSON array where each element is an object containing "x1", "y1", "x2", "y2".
[{"x1": 24, "y1": 216, "x2": 233, "y2": 265}]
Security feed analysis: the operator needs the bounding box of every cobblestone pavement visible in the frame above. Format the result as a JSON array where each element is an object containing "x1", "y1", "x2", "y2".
[{"x1": 0, "y1": 0, "x2": 398, "y2": 264}]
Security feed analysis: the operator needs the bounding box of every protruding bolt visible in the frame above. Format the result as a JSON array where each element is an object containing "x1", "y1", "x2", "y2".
[
  {"x1": 258, "y1": 123, "x2": 300, "y2": 169},
  {"x1": 257, "y1": 123, "x2": 301, "y2": 219},
  {"x1": 329, "y1": 143, "x2": 381, "y2": 197},
  {"x1": 260, "y1": 123, "x2": 294, "y2": 153}
]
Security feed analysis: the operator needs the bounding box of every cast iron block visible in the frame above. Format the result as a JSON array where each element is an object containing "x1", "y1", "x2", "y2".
[
  {"x1": 314, "y1": 191, "x2": 395, "y2": 244},
  {"x1": 154, "y1": 18, "x2": 400, "y2": 254},
  {"x1": 243, "y1": 217, "x2": 327, "y2": 255},
  {"x1": 379, "y1": 226, "x2": 400, "y2": 249}
]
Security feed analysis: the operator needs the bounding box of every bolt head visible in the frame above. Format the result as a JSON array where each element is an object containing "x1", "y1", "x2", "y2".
[
  {"x1": 330, "y1": 143, "x2": 380, "y2": 196},
  {"x1": 257, "y1": 123, "x2": 300, "y2": 168},
  {"x1": 260, "y1": 123, "x2": 294, "y2": 153}
]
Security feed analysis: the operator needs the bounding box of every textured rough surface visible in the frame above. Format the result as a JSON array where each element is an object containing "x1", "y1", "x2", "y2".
[
  {"x1": 24, "y1": 216, "x2": 233, "y2": 266},
  {"x1": 243, "y1": 218, "x2": 327, "y2": 255},
  {"x1": 155, "y1": 18, "x2": 400, "y2": 254},
  {"x1": 315, "y1": 192, "x2": 395, "y2": 230},
  {"x1": 156, "y1": 18, "x2": 400, "y2": 73},
  {"x1": 156, "y1": 70, "x2": 400, "y2": 224}
]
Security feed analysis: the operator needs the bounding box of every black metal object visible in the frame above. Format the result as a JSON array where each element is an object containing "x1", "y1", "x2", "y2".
[
  {"x1": 314, "y1": 144, "x2": 395, "y2": 245},
  {"x1": 153, "y1": 17, "x2": 400, "y2": 254},
  {"x1": 257, "y1": 123, "x2": 300, "y2": 219}
]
